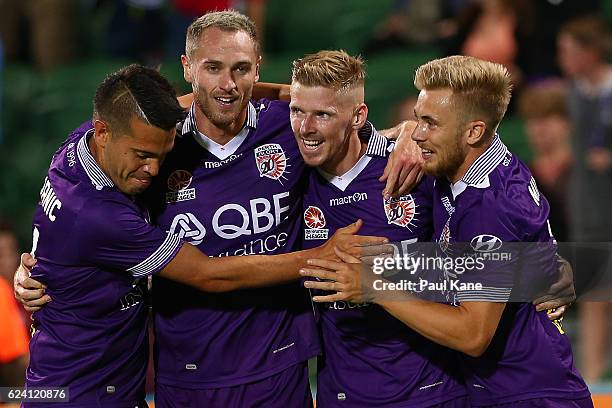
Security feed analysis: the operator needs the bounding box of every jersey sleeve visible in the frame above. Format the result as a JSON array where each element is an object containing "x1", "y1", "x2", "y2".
[{"x1": 74, "y1": 197, "x2": 184, "y2": 278}]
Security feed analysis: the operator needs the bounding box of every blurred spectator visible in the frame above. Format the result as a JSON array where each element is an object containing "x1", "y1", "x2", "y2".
[
  {"x1": 167, "y1": 0, "x2": 266, "y2": 60},
  {"x1": 439, "y1": 0, "x2": 602, "y2": 85},
  {"x1": 392, "y1": 95, "x2": 418, "y2": 124},
  {"x1": 0, "y1": 0, "x2": 80, "y2": 70},
  {"x1": 363, "y1": 0, "x2": 445, "y2": 54},
  {"x1": 558, "y1": 15, "x2": 612, "y2": 243},
  {"x1": 517, "y1": 0, "x2": 601, "y2": 81},
  {"x1": 106, "y1": 0, "x2": 166, "y2": 66},
  {"x1": 0, "y1": 220, "x2": 19, "y2": 284},
  {"x1": 558, "y1": 15, "x2": 612, "y2": 383},
  {"x1": 0, "y1": 220, "x2": 28, "y2": 389},
  {"x1": 439, "y1": 0, "x2": 533, "y2": 88},
  {"x1": 517, "y1": 81, "x2": 572, "y2": 242}
]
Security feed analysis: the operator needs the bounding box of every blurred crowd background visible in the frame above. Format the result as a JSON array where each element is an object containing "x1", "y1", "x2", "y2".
[{"x1": 1, "y1": 0, "x2": 612, "y2": 394}]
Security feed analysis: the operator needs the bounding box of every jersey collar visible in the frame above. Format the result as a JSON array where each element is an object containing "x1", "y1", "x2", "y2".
[
  {"x1": 77, "y1": 129, "x2": 114, "y2": 189},
  {"x1": 316, "y1": 122, "x2": 388, "y2": 191},
  {"x1": 181, "y1": 101, "x2": 257, "y2": 160},
  {"x1": 450, "y1": 134, "x2": 507, "y2": 199}
]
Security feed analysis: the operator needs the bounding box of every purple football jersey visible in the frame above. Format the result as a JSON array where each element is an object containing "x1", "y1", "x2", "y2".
[
  {"x1": 26, "y1": 123, "x2": 183, "y2": 407},
  {"x1": 432, "y1": 136, "x2": 591, "y2": 406},
  {"x1": 301, "y1": 128, "x2": 467, "y2": 407},
  {"x1": 148, "y1": 101, "x2": 319, "y2": 388}
]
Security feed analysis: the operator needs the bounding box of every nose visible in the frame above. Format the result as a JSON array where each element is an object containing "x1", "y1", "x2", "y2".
[
  {"x1": 143, "y1": 160, "x2": 160, "y2": 177},
  {"x1": 300, "y1": 115, "x2": 315, "y2": 135},
  {"x1": 411, "y1": 124, "x2": 426, "y2": 143},
  {"x1": 219, "y1": 70, "x2": 237, "y2": 92}
]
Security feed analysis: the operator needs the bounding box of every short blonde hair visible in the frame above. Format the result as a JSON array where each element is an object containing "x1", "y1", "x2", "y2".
[
  {"x1": 291, "y1": 50, "x2": 365, "y2": 92},
  {"x1": 414, "y1": 55, "x2": 512, "y2": 137},
  {"x1": 185, "y1": 10, "x2": 259, "y2": 59}
]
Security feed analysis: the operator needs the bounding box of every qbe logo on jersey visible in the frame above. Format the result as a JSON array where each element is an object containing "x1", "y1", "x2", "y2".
[
  {"x1": 254, "y1": 143, "x2": 289, "y2": 183},
  {"x1": 384, "y1": 195, "x2": 417, "y2": 230},
  {"x1": 169, "y1": 213, "x2": 206, "y2": 245},
  {"x1": 166, "y1": 170, "x2": 196, "y2": 204},
  {"x1": 304, "y1": 206, "x2": 329, "y2": 240}
]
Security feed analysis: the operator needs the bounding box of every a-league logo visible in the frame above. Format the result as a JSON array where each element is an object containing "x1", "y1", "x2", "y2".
[
  {"x1": 304, "y1": 206, "x2": 326, "y2": 229},
  {"x1": 167, "y1": 170, "x2": 192, "y2": 191},
  {"x1": 166, "y1": 170, "x2": 196, "y2": 203},
  {"x1": 304, "y1": 206, "x2": 328, "y2": 240},
  {"x1": 254, "y1": 143, "x2": 288, "y2": 182},
  {"x1": 384, "y1": 195, "x2": 417, "y2": 229}
]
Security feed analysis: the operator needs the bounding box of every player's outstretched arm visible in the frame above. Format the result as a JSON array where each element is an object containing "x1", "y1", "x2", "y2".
[
  {"x1": 160, "y1": 220, "x2": 387, "y2": 292},
  {"x1": 14, "y1": 221, "x2": 388, "y2": 308},
  {"x1": 301, "y1": 248, "x2": 505, "y2": 357}
]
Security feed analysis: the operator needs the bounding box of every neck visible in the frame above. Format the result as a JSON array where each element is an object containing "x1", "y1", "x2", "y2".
[
  {"x1": 320, "y1": 131, "x2": 366, "y2": 176},
  {"x1": 194, "y1": 104, "x2": 248, "y2": 145},
  {"x1": 583, "y1": 63, "x2": 610, "y2": 88},
  {"x1": 87, "y1": 133, "x2": 102, "y2": 167},
  {"x1": 449, "y1": 138, "x2": 493, "y2": 183}
]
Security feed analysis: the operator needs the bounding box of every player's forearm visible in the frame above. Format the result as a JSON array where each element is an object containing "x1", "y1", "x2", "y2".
[
  {"x1": 204, "y1": 248, "x2": 317, "y2": 291},
  {"x1": 376, "y1": 297, "x2": 504, "y2": 357},
  {"x1": 160, "y1": 242, "x2": 317, "y2": 293},
  {"x1": 253, "y1": 82, "x2": 291, "y2": 101}
]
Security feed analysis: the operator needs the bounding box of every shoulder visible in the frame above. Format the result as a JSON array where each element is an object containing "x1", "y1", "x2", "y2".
[
  {"x1": 254, "y1": 99, "x2": 290, "y2": 128},
  {"x1": 456, "y1": 157, "x2": 549, "y2": 241},
  {"x1": 73, "y1": 192, "x2": 144, "y2": 240},
  {"x1": 255, "y1": 98, "x2": 289, "y2": 114}
]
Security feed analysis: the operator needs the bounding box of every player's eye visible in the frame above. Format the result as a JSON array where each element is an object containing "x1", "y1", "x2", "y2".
[
  {"x1": 290, "y1": 107, "x2": 302, "y2": 115},
  {"x1": 206, "y1": 65, "x2": 220, "y2": 73}
]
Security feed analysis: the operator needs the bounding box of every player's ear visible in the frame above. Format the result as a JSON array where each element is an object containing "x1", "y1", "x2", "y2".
[
  {"x1": 254, "y1": 55, "x2": 262, "y2": 83},
  {"x1": 181, "y1": 55, "x2": 193, "y2": 83},
  {"x1": 93, "y1": 119, "x2": 111, "y2": 148},
  {"x1": 466, "y1": 120, "x2": 486, "y2": 146},
  {"x1": 352, "y1": 103, "x2": 368, "y2": 130}
]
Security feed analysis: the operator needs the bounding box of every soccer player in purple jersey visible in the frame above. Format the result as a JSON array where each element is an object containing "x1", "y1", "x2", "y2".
[
  {"x1": 19, "y1": 64, "x2": 385, "y2": 408},
  {"x1": 289, "y1": 50, "x2": 469, "y2": 407},
  {"x1": 302, "y1": 56, "x2": 593, "y2": 407}
]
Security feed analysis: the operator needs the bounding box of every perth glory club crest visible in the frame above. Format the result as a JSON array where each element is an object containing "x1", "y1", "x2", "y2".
[
  {"x1": 384, "y1": 195, "x2": 417, "y2": 230},
  {"x1": 254, "y1": 143, "x2": 289, "y2": 183}
]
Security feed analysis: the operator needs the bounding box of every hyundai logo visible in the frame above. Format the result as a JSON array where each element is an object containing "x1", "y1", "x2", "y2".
[{"x1": 470, "y1": 234, "x2": 502, "y2": 252}]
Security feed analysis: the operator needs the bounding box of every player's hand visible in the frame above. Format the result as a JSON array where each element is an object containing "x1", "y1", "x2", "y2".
[
  {"x1": 533, "y1": 255, "x2": 575, "y2": 320},
  {"x1": 316, "y1": 220, "x2": 389, "y2": 261},
  {"x1": 358, "y1": 243, "x2": 396, "y2": 265},
  {"x1": 380, "y1": 121, "x2": 423, "y2": 199},
  {"x1": 301, "y1": 247, "x2": 375, "y2": 304},
  {"x1": 177, "y1": 93, "x2": 194, "y2": 110},
  {"x1": 14, "y1": 253, "x2": 50, "y2": 312}
]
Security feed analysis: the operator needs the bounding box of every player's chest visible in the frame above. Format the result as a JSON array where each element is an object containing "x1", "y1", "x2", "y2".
[{"x1": 302, "y1": 182, "x2": 429, "y2": 246}]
